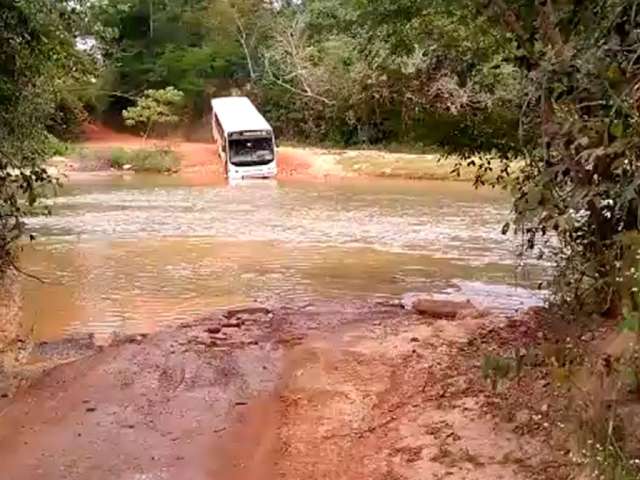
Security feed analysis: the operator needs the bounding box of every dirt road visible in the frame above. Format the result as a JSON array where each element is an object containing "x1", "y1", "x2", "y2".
[
  {"x1": 78, "y1": 124, "x2": 325, "y2": 182},
  {"x1": 75, "y1": 124, "x2": 464, "y2": 183},
  {"x1": 0, "y1": 300, "x2": 565, "y2": 479}
]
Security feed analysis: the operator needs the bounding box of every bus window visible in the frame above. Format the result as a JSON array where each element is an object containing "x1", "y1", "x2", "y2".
[
  {"x1": 228, "y1": 137, "x2": 274, "y2": 165},
  {"x1": 213, "y1": 115, "x2": 224, "y2": 145}
]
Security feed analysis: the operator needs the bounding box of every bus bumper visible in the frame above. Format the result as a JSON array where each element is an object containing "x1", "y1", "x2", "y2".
[{"x1": 228, "y1": 163, "x2": 277, "y2": 180}]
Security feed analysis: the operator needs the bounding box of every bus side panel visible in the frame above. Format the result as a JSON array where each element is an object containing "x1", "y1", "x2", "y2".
[
  {"x1": 222, "y1": 139, "x2": 229, "y2": 177},
  {"x1": 211, "y1": 112, "x2": 228, "y2": 171}
]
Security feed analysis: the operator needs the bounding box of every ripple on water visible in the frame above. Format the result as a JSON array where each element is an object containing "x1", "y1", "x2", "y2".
[
  {"x1": 23, "y1": 178, "x2": 545, "y2": 340},
  {"x1": 30, "y1": 181, "x2": 516, "y2": 263}
]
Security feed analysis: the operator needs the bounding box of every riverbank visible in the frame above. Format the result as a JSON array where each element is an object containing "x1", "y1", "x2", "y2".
[
  {"x1": 0, "y1": 299, "x2": 571, "y2": 479},
  {"x1": 277, "y1": 146, "x2": 477, "y2": 181},
  {"x1": 49, "y1": 125, "x2": 477, "y2": 183}
]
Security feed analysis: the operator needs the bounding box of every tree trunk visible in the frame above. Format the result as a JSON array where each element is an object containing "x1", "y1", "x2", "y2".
[
  {"x1": 234, "y1": 13, "x2": 255, "y2": 81},
  {"x1": 0, "y1": 268, "x2": 21, "y2": 351},
  {"x1": 144, "y1": 120, "x2": 154, "y2": 141},
  {"x1": 149, "y1": 0, "x2": 154, "y2": 39}
]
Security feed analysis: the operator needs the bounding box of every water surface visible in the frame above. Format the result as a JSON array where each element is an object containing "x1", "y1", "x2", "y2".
[{"x1": 22, "y1": 175, "x2": 543, "y2": 340}]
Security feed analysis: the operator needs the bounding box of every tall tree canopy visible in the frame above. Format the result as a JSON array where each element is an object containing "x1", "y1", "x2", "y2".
[
  {"x1": 0, "y1": 0, "x2": 93, "y2": 267},
  {"x1": 92, "y1": 0, "x2": 522, "y2": 145},
  {"x1": 91, "y1": 0, "x2": 256, "y2": 122},
  {"x1": 475, "y1": 0, "x2": 640, "y2": 317}
]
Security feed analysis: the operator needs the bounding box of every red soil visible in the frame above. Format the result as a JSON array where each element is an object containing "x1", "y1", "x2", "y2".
[
  {"x1": 80, "y1": 123, "x2": 313, "y2": 182},
  {"x1": 0, "y1": 302, "x2": 565, "y2": 480}
]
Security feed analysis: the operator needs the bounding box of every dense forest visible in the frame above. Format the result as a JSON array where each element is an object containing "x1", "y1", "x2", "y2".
[
  {"x1": 1, "y1": 1, "x2": 640, "y2": 475},
  {"x1": 1, "y1": 0, "x2": 616, "y2": 153},
  {"x1": 87, "y1": 0, "x2": 523, "y2": 148}
]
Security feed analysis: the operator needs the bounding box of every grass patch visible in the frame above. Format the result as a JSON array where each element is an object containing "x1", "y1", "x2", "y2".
[
  {"x1": 71, "y1": 147, "x2": 180, "y2": 173},
  {"x1": 335, "y1": 151, "x2": 478, "y2": 181},
  {"x1": 109, "y1": 148, "x2": 180, "y2": 172},
  {"x1": 44, "y1": 133, "x2": 88, "y2": 159},
  {"x1": 280, "y1": 141, "x2": 516, "y2": 182},
  {"x1": 44, "y1": 133, "x2": 73, "y2": 157}
]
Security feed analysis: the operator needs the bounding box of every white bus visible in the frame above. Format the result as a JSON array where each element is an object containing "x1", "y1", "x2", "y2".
[{"x1": 210, "y1": 96, "x2": 277, "y2": 180}]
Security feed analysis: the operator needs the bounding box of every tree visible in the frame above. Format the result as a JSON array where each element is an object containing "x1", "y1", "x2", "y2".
[
  {"x1": 460, "y1": 0, "x2": 640, "y2": 317},
  {"x1": 262, "y1": 13, "x2": 340, "y2": 106},
  {"x1": 0, "y1": 0, "x2": 93, "y2": 270},
  {"x1": 91, "y1": 0, "x2": 254, "y2": 120},
  {"x1": 258, "y1": 0, "x2": 521, "y2": 145},
  {"x1": 207, "y1": 0, "x2": 273, "y2": 82},
  {"x1": 92, "y1": 0, "x2": 521, "y2": 145},
  {"x1": 122, "y1": 87, "x2": 185, "y2": 139}
]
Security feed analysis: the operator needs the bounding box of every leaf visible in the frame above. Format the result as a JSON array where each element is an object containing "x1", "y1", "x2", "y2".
[
  {"x1": 610, "y1": 120, "x2": 624, "y2": 138},
  {"x1": 607, "y1": 64, "x2": 624, "y2": 86},
  {"x1": 27, "y1": 190, "x2": 37, "y2": 206},
  {"x1": 526, "y1": 188, "x2": 542, "y2": 207},
  {"x1": 619, "y1": 313, "x2": 640, "y2": 333}
]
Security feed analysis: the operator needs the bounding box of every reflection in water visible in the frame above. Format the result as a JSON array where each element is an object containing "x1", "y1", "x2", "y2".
[{"x1": 22, "y1": 177, "x2": 544, "y2": 340}]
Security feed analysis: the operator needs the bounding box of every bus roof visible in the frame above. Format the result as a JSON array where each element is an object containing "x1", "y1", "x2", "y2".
[{"x1": 210, "y1": 96, "x2": 272, "y2": 135}]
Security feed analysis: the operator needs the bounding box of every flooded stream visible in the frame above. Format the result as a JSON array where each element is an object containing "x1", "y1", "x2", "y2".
[{"x1": 22, "y1": 175, "x2": 544, "y2": 341}]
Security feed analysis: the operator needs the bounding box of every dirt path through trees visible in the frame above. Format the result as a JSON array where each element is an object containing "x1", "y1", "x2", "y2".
[
  {"x1": 79, "y1": 124, "x2": 317, "y2": 182},
  {"x1": 0, "y1": 301, "x2": 563, "y2": 479},
  {"x1": 76, "y1": 124, "x2": 453, "y2": 183}
]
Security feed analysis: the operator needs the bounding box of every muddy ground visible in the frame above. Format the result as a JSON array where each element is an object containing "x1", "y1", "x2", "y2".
[
  {"x1": 0, "y1": 300, "x2": 571, "y2": 480},
  {"x1": 53, "y1": 123, "x2": 349, "y2": 183},
  {"x1": 56, "y1": 123, "x2": 466, "y2": 183}
]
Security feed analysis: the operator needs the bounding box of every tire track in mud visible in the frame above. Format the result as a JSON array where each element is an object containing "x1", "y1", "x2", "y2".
[
  {"x1": 213, "y1": 314, "x2": 559, "y2": 480},
  {"x1": 0, "y1": 302, "x2": 561, "y2": 479}
]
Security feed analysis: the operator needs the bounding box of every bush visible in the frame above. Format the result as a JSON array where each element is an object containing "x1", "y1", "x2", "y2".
[
  {"x1": 46, "y1": 93, "x2": 89, "y2": 141},
  {"x1": 43, "y1": 133, "x2": 72, "y2": 157},
  {"x1": 109, "y1": 148, "x2": 180, "y2": 173},
  {"x1": 71, "y1": 147, "x2": 180, "y2": 173},
  {"x1": 122, "y1": 88, "x2": 185, "y2": 140}
]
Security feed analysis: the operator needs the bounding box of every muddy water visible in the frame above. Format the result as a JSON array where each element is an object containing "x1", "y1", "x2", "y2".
[{"x1": 22, "y1": 176, "x2": 543, "y2": 341}]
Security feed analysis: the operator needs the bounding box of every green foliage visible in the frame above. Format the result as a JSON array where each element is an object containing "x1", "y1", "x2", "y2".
[
  {"x1": 72, "y1": 147, "x2": 180, "y2": 173},
  {"x1": 0, "y1": 0, "x2": 93, "y2": 268},
  {"x1": 453, "y1": 1, "x2": 640, "y2": 319},
  {"x1": 123, "y1": 87, "x2": 184, "y2": 139},
  {"x1": 43, "y1": 134, "x2": 72, "y2": 158},
  {"x1": 619, "y1": 313, "x2": 640, "y2": 334},
  {"x1": 47, "y1": 92, "x2": 90, "y2": 141},
  {"x1": 481, "y1": 353, "x2": 514, "y2": 391},
  {"x1": 91, "y1": 0, "x2": 522, "y2": 146},
  {"x1": 108, "y1": 148, "x2": 179, "y2": 173},
  {"x1": 259, "y1": 0, "x2": 522, "y2": 147},
  {"x1": 91, "y1": 0, "x2": 249, "y2": 120}
]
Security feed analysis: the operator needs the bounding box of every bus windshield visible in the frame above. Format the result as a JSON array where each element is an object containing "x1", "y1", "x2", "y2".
[{"x1": 228, "y1": 137, "x2": 274, "y2": 166}]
